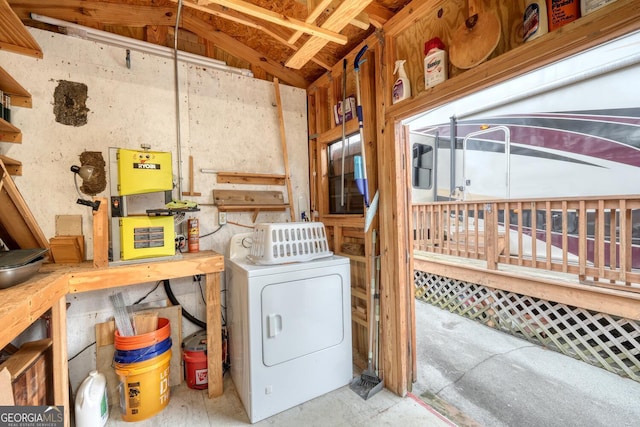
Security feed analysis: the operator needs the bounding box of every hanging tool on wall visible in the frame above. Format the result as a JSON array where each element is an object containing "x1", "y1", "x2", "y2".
[
  {"x1": 340, "y1": 58, "x2": 348, "y2": 207},
  {"x1": 353, "y1": 45, "x2": 370, "y2": 208},
  {"x1": 273, "y1": 77, "x2": 296, "y2": 222}
]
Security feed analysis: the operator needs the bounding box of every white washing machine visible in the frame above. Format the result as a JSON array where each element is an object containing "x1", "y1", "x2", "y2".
[{"x1": 226, "y1": 232, "x2": 352, "y2": 423}]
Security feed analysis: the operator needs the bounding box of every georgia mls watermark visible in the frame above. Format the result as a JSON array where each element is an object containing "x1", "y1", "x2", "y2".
[{"x1": 0, "y1": 406, "x2": 64, "y2": 427}]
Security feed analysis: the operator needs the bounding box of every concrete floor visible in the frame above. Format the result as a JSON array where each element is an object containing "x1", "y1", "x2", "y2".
[
  {"x1": 412, "y1": 300, "x2": 640, "y2": 427},
  {"x1": 106, "y1": 371, "x2": 455, "y2": 426},
  {"x1": 105, "y1": 299, "x2": 640, "y2": 426}
]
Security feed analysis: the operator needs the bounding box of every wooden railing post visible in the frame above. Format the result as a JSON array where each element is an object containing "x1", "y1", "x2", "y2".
[{"x1": 485, "y1": 203, "x2": 497, "y2": 270}]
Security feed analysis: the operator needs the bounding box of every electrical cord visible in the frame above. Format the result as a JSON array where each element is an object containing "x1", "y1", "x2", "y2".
[
  {"x1": 68, "y1": 341, "x2": 95, "y2": 362},
  {"x1": 199, "y1": 224, "x2": 224, "y2": 239},
  {"x1": 163, "y1": 279, "x2": 206, "y2": 329}
]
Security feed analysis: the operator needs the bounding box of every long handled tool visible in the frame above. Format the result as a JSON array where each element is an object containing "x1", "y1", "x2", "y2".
[
  {"x1": 340, "y1": 58, "x2": 348, "y2": 207},
  {"x1": 353, "y1": 45, "x2": 370, "y2": 207},
  {"x1": 350, "y1": 229, "x2": 383, "y2": 400}
]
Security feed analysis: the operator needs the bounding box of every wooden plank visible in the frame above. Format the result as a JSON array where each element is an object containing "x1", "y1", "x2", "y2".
[
  {"x1": 286, "y1": 0, "x2": 373, "y2": 69},
  {"x1": 0, "y1": 155, "x2": 21, "y2": 175},
  {"x1": 206, "y1": 272, "x2": 223, "y2": 398},
  {"x1": 0, "y1": 0, "x2": 42, "y2": 58},
  {"x1": 50, "y1": 296, "x2": 69, "y2": 425},
  {"x1": 0, "y1": 65, "x2": 31, "y2": 108},
  {"x1": 180, "y1": 13, "x2": 308, "y2": 88},
  {"x1": 92, "y1": 197, "x2": 109, "y2": 268},
  {"x1": 0, "y1": 339, "x2": 51, "y2": 381},
  {"x1": 579, "y1": 200, "x2": 587, "y2": 281},
  {"x1": 216, "y1": 172, "x2": 285, "y2": 186},
  {"x1": 414, "y1": 256, "x2": 640, "y2": 321},
  {"x1": 273, "y1": 78, "x2": 296, "y2": 222},
  {"x1": 49, "y1": 236, "x2": 84, "y2": 263},
  {"x1": 0, "y1": 119, "x2": 21, "y2": 143},
  {"x1": 0, "y1": 158, "x2": 49, "y2": 249},
  {"x1": 213, "y1": 189, "x2": 284, "y2": 206},
  {"x1": 67, "y1": 251, "x2": 224, "y2": 293},
  {"x1": 180, "y1": 0, "x2": 346, "y2": 45},
  {"x1": 182, "y1": 156, "x2": 201, "y2": 197},
  {"x1": 287, "y1": 0, "x2": 335, "y2": 44}
]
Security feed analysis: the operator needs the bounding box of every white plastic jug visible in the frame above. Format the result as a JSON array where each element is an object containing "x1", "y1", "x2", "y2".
[{"x1": 75, "y1": 370, "x2": 108, "y2": 427}]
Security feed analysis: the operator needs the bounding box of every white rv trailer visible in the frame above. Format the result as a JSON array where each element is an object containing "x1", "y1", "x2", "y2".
[{"x1": 407, "y1": 30, "x2": 640, "y2": 267}]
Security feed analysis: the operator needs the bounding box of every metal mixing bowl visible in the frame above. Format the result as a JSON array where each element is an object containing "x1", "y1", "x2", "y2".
[{"x1": 0, "y1": 257, "x2": 45, "y2": 289}]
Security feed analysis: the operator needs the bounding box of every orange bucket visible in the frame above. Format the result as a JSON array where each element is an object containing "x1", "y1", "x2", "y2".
[
  {"x1": 114, "y1": 318, "x2": 170, "y2": 351},
  {"x1": 115, "y1": 349, "x2": 171, "y2": 422}
]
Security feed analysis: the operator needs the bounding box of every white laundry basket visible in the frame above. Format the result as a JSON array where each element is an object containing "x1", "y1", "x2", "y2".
[{"x1": 248, "y1": 222, "x2": 333, "y2": 265}]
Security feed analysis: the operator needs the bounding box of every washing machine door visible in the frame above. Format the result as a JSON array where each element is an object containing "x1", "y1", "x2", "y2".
[{"x1": 261, "y1": 272, "x2": 345, "y2": 367}]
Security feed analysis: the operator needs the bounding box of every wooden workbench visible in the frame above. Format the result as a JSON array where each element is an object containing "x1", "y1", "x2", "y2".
[{"x1": 0, "y1": 251, "x2": 224, "y2": 426}]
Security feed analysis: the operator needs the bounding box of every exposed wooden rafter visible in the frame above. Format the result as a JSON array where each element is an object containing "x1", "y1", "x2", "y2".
[
  {"x1": 179, "y1": 0, "x2": 347, "y2": 45},
  {"x1": 286, "y1": 0, "x2": 373, "y2": 69},
  {"x1": 181, "y1": 12, "x2": 308, "y2": 88},
  {"x1": 287, "y1": 0, "x2": 333, "y2": 44}
]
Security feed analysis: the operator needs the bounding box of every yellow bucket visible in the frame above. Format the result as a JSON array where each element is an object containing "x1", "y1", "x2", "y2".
[{"x1": 115, "y1": 349, "x2": 171, "y2": 422}]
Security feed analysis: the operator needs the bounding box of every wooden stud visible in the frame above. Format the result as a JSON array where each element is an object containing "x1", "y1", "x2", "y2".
[
  {"x1": 273, "y1": 78, "x2": 297, "y2": 222},
  {"x1": 92, "y1": 197, "x2": 109, "y2": 268},
  {"x1": 182, "y1": 156, "x2": 202, "y2": 197}
]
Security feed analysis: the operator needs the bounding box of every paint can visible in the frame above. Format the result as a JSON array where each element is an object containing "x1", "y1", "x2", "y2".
[
  {"x1": 188, "y1": 218, "x2": 199, "y2": 253},
  {"x1": 546, "y1": 0, "x2": 580, "y2": 32}
]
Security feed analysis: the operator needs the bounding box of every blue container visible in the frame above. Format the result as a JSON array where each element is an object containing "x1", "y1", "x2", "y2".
[{"x1": 114, "y1": 337, "x2": 172, "y2": 364}]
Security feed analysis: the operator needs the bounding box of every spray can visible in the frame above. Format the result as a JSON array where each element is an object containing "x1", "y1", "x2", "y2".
[
  {"x1": 188, "y1": 217, "x2": 199, "y2": 253},
  {"x1": 424, "y1": 37, "x2": 447, "y2": 89},
  {"x1": 75, "y1": 370, "x2": 108, "y2": 427}
]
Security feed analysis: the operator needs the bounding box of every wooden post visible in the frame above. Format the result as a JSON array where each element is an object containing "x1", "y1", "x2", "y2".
[
  {"x1": 273, "y1": 78, "x2": 296, "y2": 222},
  {"x1": 51, "y1": 296, "x2": 69, "y2": 426},
  {"x1": 181, "y1": 156, "x2": 201, "y2": 197},
  {"x1": 92, "y1": 197, "x2": 108, "y2": 268},
  {"x1": 206, "y1": 272, "x2": 223, "y2": 398},
  {"x1": 485, "y1": 203, "x2": 497, "y2": 270}
]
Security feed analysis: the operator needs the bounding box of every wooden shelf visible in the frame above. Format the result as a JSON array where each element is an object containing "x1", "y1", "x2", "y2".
[
  {"x1": 213, "y1": 189, "x2": 290, "y2": 221},
  {"x1": 336, "y1": 251, "x2": 366, "y2": 264},
  {"x1": 0, "y1": 66, "x2": 32, "y2": 108},
  {"x1": 0, "y1": 0, "x2": 42, "y2": 59},
  {"x1": 0, "y1": 118, "x2": 21, "y2": 143},
  {"x1": 0, "y1": 155, "x2": 21, "y2": 175},
  {"x1": 0, "y1": 65, "x2": 31, "y2": 144},
  {"x1": 216, "y1": 172, "x2": 286, "y2": 186},
  {"x1": 0, "y1": 158, "x2": 48, "y2": 249}
]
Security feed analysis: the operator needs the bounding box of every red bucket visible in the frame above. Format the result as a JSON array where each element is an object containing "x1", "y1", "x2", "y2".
[{"x1": 182, "y1": 330, "x2": 207, "y2": 390}]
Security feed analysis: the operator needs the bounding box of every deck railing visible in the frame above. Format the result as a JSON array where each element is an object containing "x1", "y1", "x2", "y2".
[{"x1": 412, "y1": 195, "x2": 640, "y2": 288}]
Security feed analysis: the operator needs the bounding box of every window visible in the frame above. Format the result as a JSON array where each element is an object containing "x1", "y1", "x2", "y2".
[
  {"x1": 327, "y1": 133, "x2": 364, "y2": 214},
  {"x1": 412, "y1": 143, "x2": 433, "y2": 190}
]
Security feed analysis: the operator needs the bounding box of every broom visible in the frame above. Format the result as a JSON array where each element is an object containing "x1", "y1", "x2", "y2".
[{"x1": 350, "y1": 229, "x2": 383, "y2": 400}]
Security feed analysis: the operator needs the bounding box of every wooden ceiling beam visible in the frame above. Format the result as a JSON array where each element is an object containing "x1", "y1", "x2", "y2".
[
  {"x1": 9, "y1": 0, "x2": 177, "y2": 27},
  {"x1": 181, "y1": 12, "x2": 308, "y2": 88},
  {"x1": 286, "y1": 0, "x2": 373, "y2": 69},
  {"x1": 365, "y1": 2, "x2": 394, "y2": 29},
  {"x1": 176, "y1": 1, "x2": 332, "y2": 70},
  {"x1": 287, "y1": 0, "x2": 333, "y2": 45},
  {"x1": 180, "y1": 0, "x2": 347, "y2": 45}
]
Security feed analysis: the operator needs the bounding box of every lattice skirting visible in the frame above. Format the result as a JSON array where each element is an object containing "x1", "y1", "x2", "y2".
[{"x1": 414, "y1": 270, "x2": 640, "y2": 382}]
